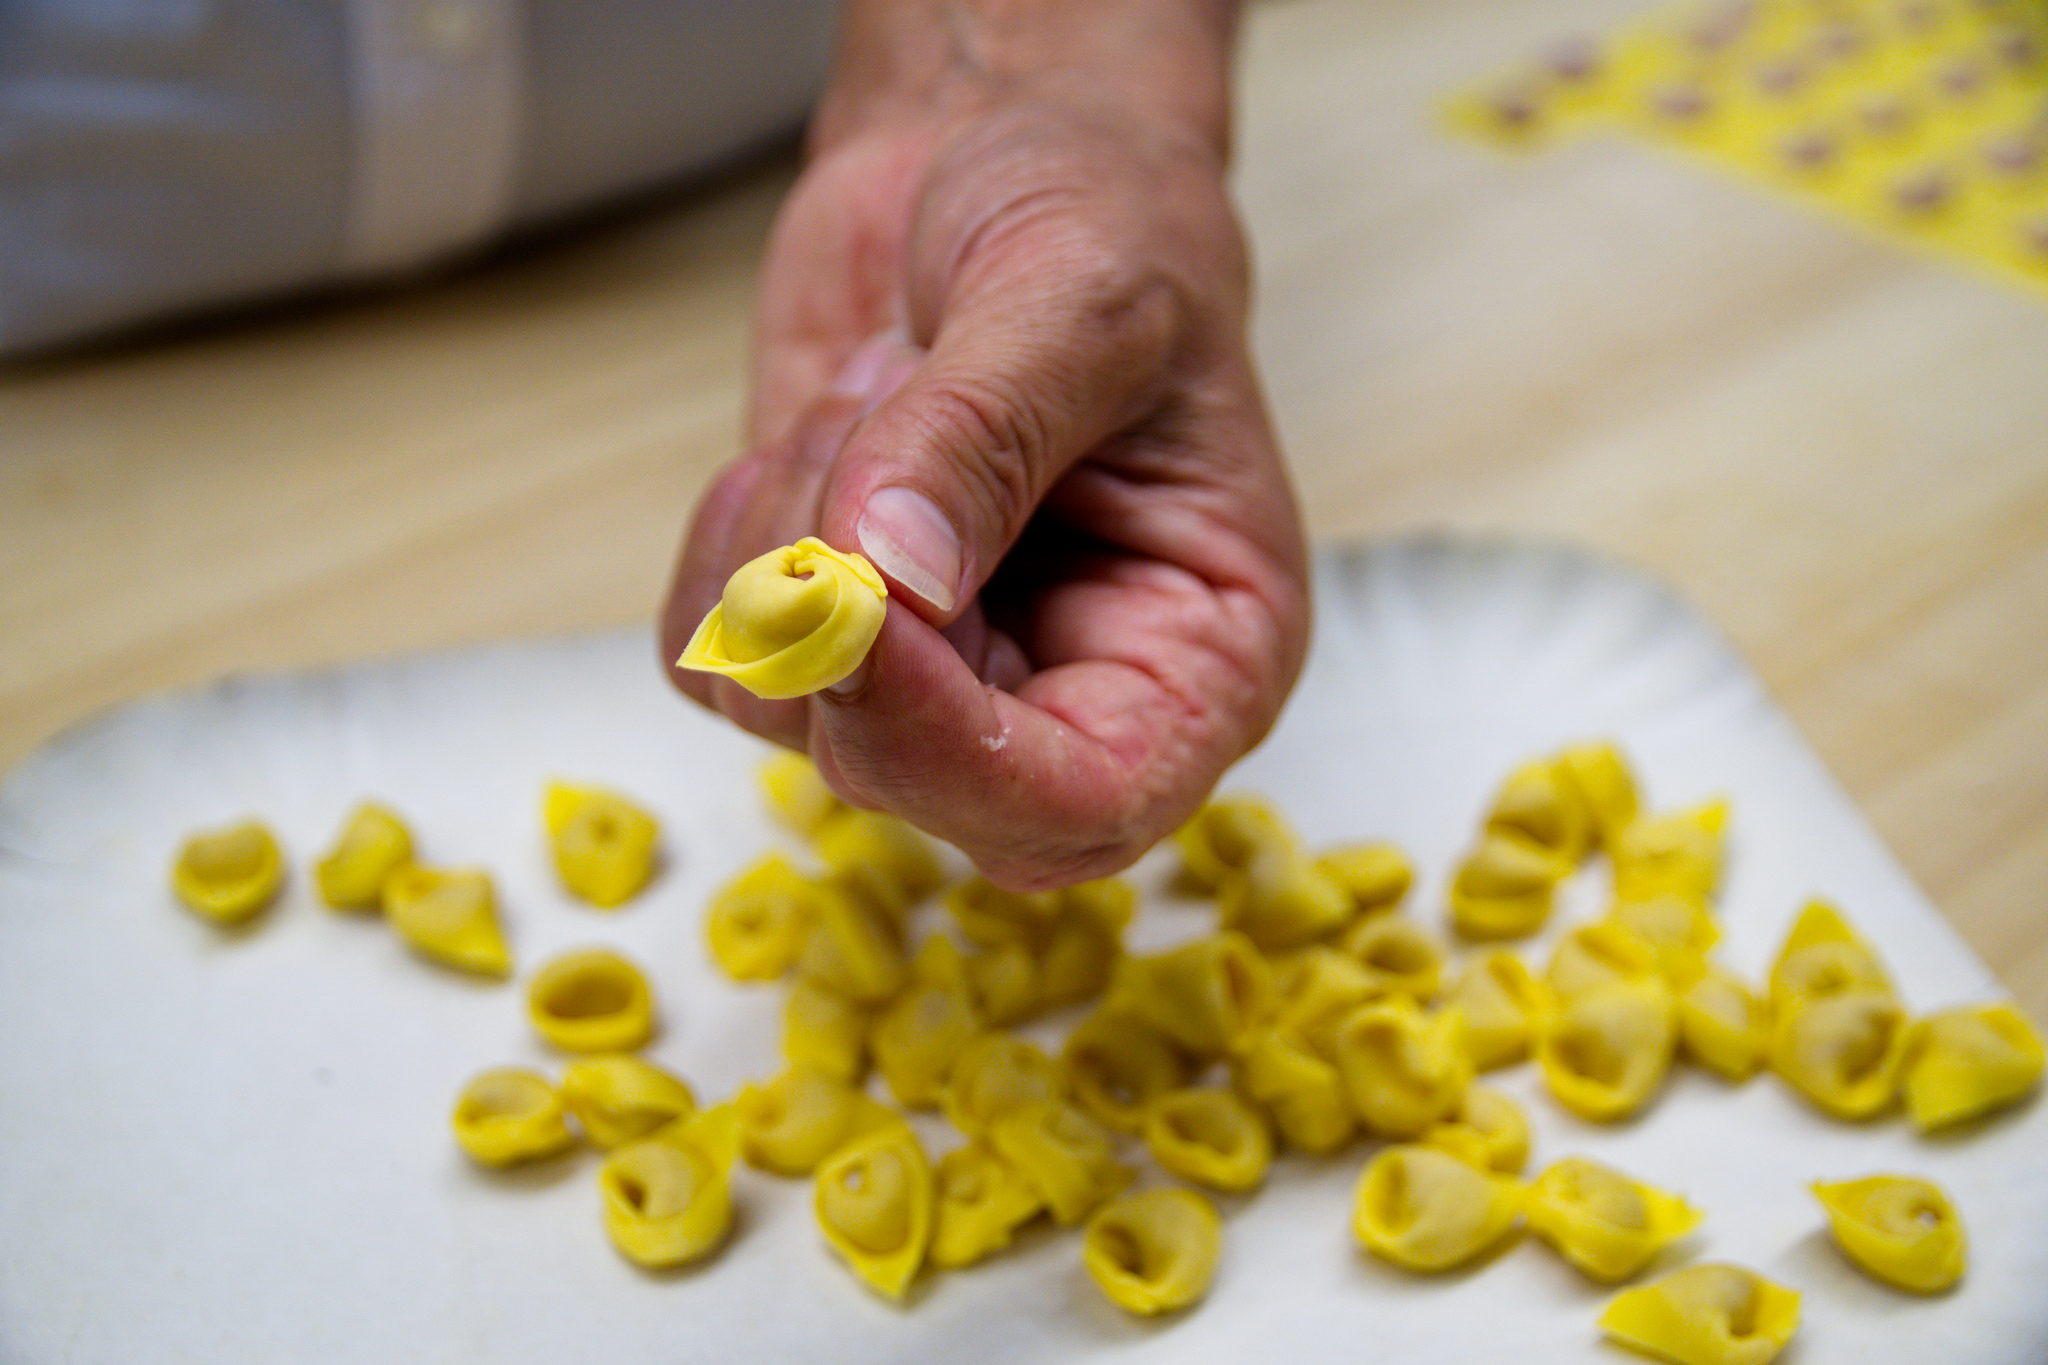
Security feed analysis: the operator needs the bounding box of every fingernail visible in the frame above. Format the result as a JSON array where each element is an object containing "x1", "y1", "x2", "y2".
[{"x1": 858, "y1": 486, "x2": 960, "y2": 613}]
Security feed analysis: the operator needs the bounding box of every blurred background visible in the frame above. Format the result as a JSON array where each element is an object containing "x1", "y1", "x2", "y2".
[{"x1": 3, "y1": 0, "x2": 2045, "y2": 1004}]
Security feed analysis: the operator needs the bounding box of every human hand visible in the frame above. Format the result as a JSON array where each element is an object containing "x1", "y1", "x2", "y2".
[{"x1": 662, "y1": 0, "x2": 1309, "y2": 889}]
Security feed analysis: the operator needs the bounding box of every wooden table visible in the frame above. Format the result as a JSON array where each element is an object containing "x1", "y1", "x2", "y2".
[{"x1": 4, "y1": 0, "x2": 2045, "y2": 1012}]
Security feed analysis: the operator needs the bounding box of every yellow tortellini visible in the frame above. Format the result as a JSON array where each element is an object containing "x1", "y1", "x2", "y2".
[
  {"x1": 1811, "y1": 1174, "x2": 1966, "y2": 1293},
  {"x1": 1598, "y1": 1263, "x2": 1800, "y2": 1365},
  {"x1": 1340, "y1": 914, "x2": 1447, "y2": 1003},
  {"x1": 1525, "y1": 1156, "x2": 1701, "y2": 1283},
  {"x1": 758, "y1": 749, "x2": 844, "y2": 839},
  {"x1": 599, "y1": 1107, "x2": 739, "y2": 1269},
  {"x1": 1768, "y1": 988, "x2": 1910, "y2": 1121},
  {"x1": 704, "y1": 853, "x2": 820, "y2": 981},
  {"x1": 1537, "y1": 979, "x2": 1677, "y2": 1122},
  {"x1": 1109, "y1": 932, "x2": 1273, "y2": 1061},
  {"x1": 1174, "y1": 794, "x2": 1295, "y2": 893},
  {"x1": 1768, "y1": 900, "x2": 1891, "y2": 1016},
  {"x1": 1036, "y1": 880, "x2": 1134, "y2": 1009},
  {"x1": 946, "y1": 877, "x2": 1063, "y2": 950},
  {"x1": 1547, "y1": 920, "x2": 1662, "y2": 1003},
  {"x1": 733, "y1": 1064, "x2": 895, "y2": 1176},
  {"x1": 1419, "y1": 1083, "x2": 1530, "y2": 1175},
  {"x1": 988, "y1": 1099, "x2": 1132, "y2": 1226},
  {"x1": 172, "y1": 819, "x2": 285, "y2": 925},
  {"x1": 1215, "y1": 843, "x2": 1353, "y2": 952},
  {"x1": 783, "y1": 977, "x2": 870, "y2": 1083},
  {"x1": 1901, "y1": 1002, "x2": 2045, "y2": 1131},
  {"x1": 1556, "y1": 740, "x2": 1639, "y2": 848},
  {"x1": 1311, "y1": 841, "x2": 1413, "y2": 918},
  {"x1": 796, "y1": 883, "x2": 907, "y2": 1006},
  {"x1": 964, "y1": 942, "x2": 1040, "y2": 1026},
  {"x1": 942, "y1": 1033, "x2": 1065, "y2": 1138},
  {"x1": 526, "y1": 947, "x2": 656, "y2": 1053},
  {"x1": 1143, "y1": 1087, "x2": 1273, "y2": 1194},
  {"x1": 1270, "y1": 945, "x2": 1383, "y2": 1040},
  {"x1": 1324, "y1": 998, "x2": 1472, "y2": 1139},
  {"x1": 314, "y1": 801, "x2": 411, "y2": 910},
  {"x1": 1448, "y1": 829, "x2": 1571, "y2": 940},
  {"x1": 816, "y1": 809, "x2": 944, "y2": 920},
  {"x1": 815, "y1": 1121, "x2": 934, "y2": 1299},
  {"x1": 383, "y1": 864, "x2": 511, "y2": 977},
  {"x1": 451, "y1": 1067, "x2": 576, "y2": 1167},
  {"x1": 1485, "y1": 757, "x2": 1594, "y2": 865},
  {"x1": 1677, "y1": 963, "x2": 1769, "y2": 1083},
  {"x1": 1608, "y1": 799, "x2": 1728, "y2": 903},
  {"x1": 1061, "y1": 1009, "x2": 1191, "y2": 1133},
  {"x1": 677, "y1": 537, "x2": 888, "y2": 700},
  {"x1": 1234, "y1": 1027, "x2": 1356, "y2": 1155},
  {"x1": 561, "y1": 1054, "x2": 696, "y2": 1149},
  {"x1": 931, "y1": 1142, "x2": 1044, "y2": 1269},
  {"x1": 1444, "y1": 950, "x2": 1547, "y2": 1071},
  {"x1": 1608, "y1": 894, "x2": 1720, "y2": 981},
  {"x1": 870, "y1": 937, "x2": 983, "y2": 1108},
  {"x1": 544, "y1": 780, "x2": 659, "y2": 908},
  {"x1": 1084, "y1": 1187, "x2": 1223, "y2": 1316},
  {"x1": 1353, "y1": 1144, "x2": 1522, "y2": 1273}
]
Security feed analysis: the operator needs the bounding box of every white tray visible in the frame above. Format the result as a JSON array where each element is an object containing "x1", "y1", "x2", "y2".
[{"x1": 2, "y1": 536, "x2": 2042, "y2": 1364}]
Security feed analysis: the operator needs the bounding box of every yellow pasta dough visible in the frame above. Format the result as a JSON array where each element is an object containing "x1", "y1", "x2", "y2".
[
  {"x1": 870, "y1": 937, "x2": 983, "y2": 1108},
  {"x1": 1769, "y1": 987, "x2": 1910, "y2": 1121},
  {"x1": 1340, "y1": 914, "x2": 1448, "y2": 1003},
  {"x1": 1109, "y1": 932, "x2": 1274, "y2": 1060},
  {"x1": 171, "y1": 819, "x2": 285, "y2": 925},
  {"x1": 1234, "y1": 1027, "x2": 1357, "y2": 1155},
  {"x1": 1537, "y1": 978, "x2": 1677, "y2": 1122},
  {"x1": 796, "y1": 883, "x2": 907, "y2": 1006},
  {"x1": 1174, "y1": 794, "x2": 1296, "y2": 893},
  {"x1": 678, "y1": 537, "x2": 888, "y2": 700},
  {"x1": 1062, "y1": 1009, "x2": 1191, "y2": 1133},
  {"x1": 1608, "y1": 800, "x2": 1728, "y2": 903},
  {"x1": 988, "y1": 1099, "x2": 1133, "y2": 1226},
  {"x1": 1144, "y1": 1087, "x2": 1274, "y2": 1194},
  {"x1": 1445, "y1": 950, "x2": 1548, "y2": 1071},
  {"x1": 451, "y1": 1067, "x2": 576, "y2": 1167},
  {"x1": 931, "y1": 1142, "x2": 1045, "y2": 1269},
  {"x1": 1420, "y1": 1083, "x2": 1530, "y2": 1175},
  {"x1": 1902, "y1": 1001, "x2": 2045, "y2": 1131},
  {"x1": 1677, "y1": 963, "x2": 1770, "y2": 1083},
  {"x1": 946, "y1": 877, "x2": 1063, "y2": 950},
  {"x1": 783, "y1": 977, "x2": 870, "y2": 1083},
  {"x1": 526, "y1": 947, "x2": 656, "y2": 1053},
  {"x1": 965, "y1": 942, "x2": 1041, "y2": 1026},
  {"x1": 1037, "y1": 880, "x2": 1134, "y2": 1009},
  {"x1": 814, "y1": 1120, "x2": 933, "y2": 1299},
  {"x1": 544, "y1": 781, "x2": 659, "y2": 908},
  {"x1": 383, "y1": 864, "x2": 512, "y2": 977},
  {"x1": 734, "y1": 1064, "x2": 895, "y2": 1176},
  {"x1": 1448, "y1": 829, "x2": 1571, "y2": 940},
  {"x1": 1271, "y1": 945, "x2": 1386, "y2": 1041},
  {"x1": 1353, "y1": 1144, "x2": 1522, "y2": 1273},
  {"x1": 1768, "y1": 900, "x2": 1892, "y2": 1015},
  {"x1": 816, "y1": 810, "x2": 944, "y2": 920},
  {"x1": 1324, "y1": 998, "x2": 1472, "y2": 1139},
  {"x1": 704, "y1": 853, "x2": 820, "y2": 981},
  {"x1": 1084, "y1": 1187, "x2": 1223, "y2": 1315},
  {"x1": 1557, "y1": 740, "x2": 1639, "y2": 848},
  {"x1": 1609, "y1": 894, "x2": 1720, "y2": 980},
  {"x1": 1216, "y1": 844, "x2": 1354, "y2": 952},
  {"x1": 1525, "y1": 1156, "x2": 1701, "y2": 1283},
  {"x1": 1599, "y1": 1263, "x2": 1800, "y2": 1365},
  {"x1": 942, "y1": 1033, "x2": 1065, "y2": 1137},
  {"x1": 561, "y1": 1054, "x2": 697, "y2": 1149},
  {"x1": 1485, "y1": 757, "x2": 1595, "y2": 865},
  {"x1": 1312, "y1": 841, "x2": 1414, "y2": 918},
  {"x1": 1547, "y1": 920, "x2": 1663, "y2": 1003},
  {"x1": 600, "y1": 1107, "x2": 739, "y2": 1269},
  {"x1": 758, "y1": 749, "x2": 845, "y2": 839},
  {"x1": 314, "y1": 801, "x2": 412, "y2": 910},
  {"x1": 1811, "y1": 1174, "x2": 1966, "y2": 1294}
]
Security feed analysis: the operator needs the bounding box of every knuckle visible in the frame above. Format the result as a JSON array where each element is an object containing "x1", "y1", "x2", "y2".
[{"x1": 910, "y1": 376, "x2": 1042, "y2": 540}]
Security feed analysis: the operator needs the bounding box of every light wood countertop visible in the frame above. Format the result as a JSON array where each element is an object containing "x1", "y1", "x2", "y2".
[{"x1": 4, "y1": 0, "x2": 2044, "y2": 1012}]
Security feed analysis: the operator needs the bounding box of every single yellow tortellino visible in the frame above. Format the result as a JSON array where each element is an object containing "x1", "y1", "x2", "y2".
[
  {"x1": 1353, "y1": 1144, "x2": 1522, "y2": 1273},
  {"x1": 1608, "y1": 800, "x2": 1728, "y2": 903},
  {"x1": 1144, "y1": 1087, "x2": 1273, "y2": 1194},
  {"x1": 561, "y1": 1054, "x2": 696, "y2": 1149},
  {"x1": 1448, "y1": 829, "x2": 1571, "y2": 940},
  {"x1": 1811, "y1": 1174, "x2": 1966, "y2": 1293},
  {"x1": 544, "y1": 781, "x2": 659, "y2": 908},
  {"x1": 1445, "y1": 950, "x2": 1548, "y2": 1071},
  {"x1": 1537, "y1": 979, "x2": 1677, "y2": 1122},
  {"x1": 988, "y1": 1098, "x2": 1132, "y2": 1226},
  {"x1": 946, "y1": 877, "x2": 1063, "y2": 950},
  {"x1": 1420, "y1": 1083, "x2": 1530, "y2": 1175},
  {"x1": 1485, "y1": 757, "x2": 1594, "y2": 865},
  {"x1": 783, "y1": 977, "x2": 870, "y2": 1083},
  {"x1": 172, "y1": 819, "x2": 286, "y2": 925},
  {"x1": 705, "y1": 853, "x2": 819, "y2": 981},
  {"x1": 816, "y1": 809, "x2": 945, "y2": 919},
  {"x1": 678, "y1": 537, "x2": 888, "y2": 700},
  {"x1": 942, "y1": 1033, "x2": 1065, "y2": 1137},
  {"x1": 1678, "y1": 963, "x2": 1769, "y2": 1083},
  {"x1": 1234, "y1": 1027, "x2": 1356, "y2": 1155},
  {"x1": 931, "y1": 1142, "x2": 1044, "y2": 1269},
  {"x1": 1062, "y1": 1009, "x2": 1193, "y2": 1133},
  {"x1": 383, "y1": 865, "x2": 511, "y2": 977},
  {"x1": 1311, "y1": 841, "x2": 1413, "y2": 918},
  {"x1": 758, "y1": 749, "x2": 845, "y2": 838},
  {"x1": 965, "y1": 942, "x2": 1040, "y2": 1026},
  {"x1": 600, "y1": 1106, "x2": 739, "y2": 1269},
  {"x1": 1341, "y1": 914, "x2": 1447, "y2": 1002},
  {"x1": 1598, "y1": 1263, "x2": 1800, "y2": 1365},
  {"x1": 1084, "y1": 1187, "x2": 1223, "y2": 1316},
  {"x1": 1556, "y1": 740, "x2": 1639, "y2": 848},
  {"x1": 314, "y1": 801, "x2": 411, "y2": 909},
  {"x1": 1768, "y1": 900, "x2": 1891, "y2": 1015},
  {"x1": 1324, "y1": 998, "x2": 1472, "y2": 1139},
  {"x1": 1270, "y1": 945, "x2": 1384, "y2": 1040},
  {"x1": 451, "y1": 1067, "x2": 576, "y2": 1167},
  {"x1": 1525, "y1": 1156, "x2": 1701, "y2": 1283},
  {"x1": 815, "y1": 1120, "x2": 933, "y2": 1299},
  {"x1": 1036, "y1": 880, "x2": 1134, "y2": 1009},
  {"x1": 1547, "y1": 920, "x2": 1662, "y2": 1003},
  {"x1": 1609, "y1": 894, "x2": 1720, "y2": 980},
  {"x1": 1902, "y1": 1001, "x2": 2045, "y2": 1131},
  {"x1": 1109, "y1": 932, "x2": 1273, "y2": 1060},
  {"x1": 526, "y1": 947, "x2": 656, "y2": 1053},
  {"x1": 870, "y1": 937, "x2": 983, "y2": 1108},
  {"x1": 733, "y1": 1064, "x2": 896, "y2": 1175},
  {"x1": 796, "y1": 883, "x2": 906, "y2": 1006},
  {"x1": 1174, "y1": 794, "x2": 1295, "y2": 893},
  {"x1": 1216, "y1": 844, "x2": 1353, "y2": 952},
  {"x1": 1768, "y1": 988, "x2": 1910, "y2": 1121}
]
